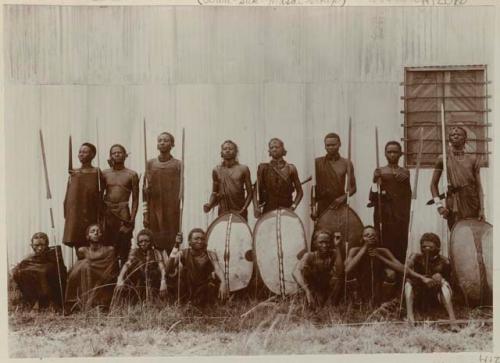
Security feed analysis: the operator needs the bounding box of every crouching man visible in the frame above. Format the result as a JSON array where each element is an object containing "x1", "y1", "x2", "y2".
[
  {"x1": 403, "y1": 232, "x2": 456, "y2": 324},
  {"x1": 65, "y1": 224, "x2": 118, "y2": 313},
  {"x1": 115, "y1": 229, "x2": 168, "y2": 303},
  {"x1": 167, "y1": 228, "x2": 228, "y2": 307},
  {"x1": 293, "y1": 230, "x2": 344, "y2": 308},
  {"x1": 345, "y1": 226, "x2": 398, "y2": 306},
  {"x1": 11, "y1": 232, "x2": 67, "y2": 310}
]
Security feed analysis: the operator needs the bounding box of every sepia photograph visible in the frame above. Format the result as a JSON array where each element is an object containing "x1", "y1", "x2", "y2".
[{"x1": 2, "y1": 0, "x2": 496, "y2": 358}]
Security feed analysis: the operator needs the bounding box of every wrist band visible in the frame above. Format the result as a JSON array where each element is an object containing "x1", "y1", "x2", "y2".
[{"x1": 433, "y1": 197, "x2": 441, "y2": 204}]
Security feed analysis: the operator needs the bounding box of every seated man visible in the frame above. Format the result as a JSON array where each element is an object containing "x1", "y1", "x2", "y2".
[
  {"x1": 11, "y1": 232, "x2": 67, "y2": 310},
  {"x1": 115, "y1": 228, "x2": 167, "y2": 302},
  {"x1": 403, "y1": 233, "x2": 456, "y2": 324},
  {"x1": 293, "y1": 229, "x2": 344, "y2": 308},
  {"x1": 167, "y1": 228, "x2": 228, "y2": 307},
  {"x1": 345, "y1": 226, "x2": 398, "y2": 305},
  {"x1": 65, "y1": 224, "x2": 118, "y2": 313}
]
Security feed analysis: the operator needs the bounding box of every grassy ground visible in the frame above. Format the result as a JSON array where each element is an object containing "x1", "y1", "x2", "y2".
[{"x1": 8, "y1": 291, "x2": 492, "y2": 358}]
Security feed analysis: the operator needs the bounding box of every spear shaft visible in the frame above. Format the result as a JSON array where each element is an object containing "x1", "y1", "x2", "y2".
[
  {"x1": 39, "y1": 129, "x2": 65, "y2": 314},
  {"x1": 177, "y1": 128, "x2": 185, "y2": 305},
  {"x1": 399, "y1": 127, "x2": 424, "y2": 315},
  {"x1": 344, "y1": 117, "x2": 352, "y2": 305},
  {"x1": 375, "y1": 127, "x2": 383, "y2": 247}
]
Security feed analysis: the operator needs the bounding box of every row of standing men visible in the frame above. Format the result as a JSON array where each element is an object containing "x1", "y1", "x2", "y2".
[
  {"x1": 64, "y1": 128, "x2": 484, "y2": 266},
  {"x1": 12, "y1": 127, "x2": 485, "y2": 322}
]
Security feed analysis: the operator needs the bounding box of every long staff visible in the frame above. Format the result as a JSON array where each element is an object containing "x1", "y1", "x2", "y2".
[
  {"x1": 142, "y1": 118, "x2": 151, "y2": 301},
  {"x1": 177, "y1": 128, "x2": 185, "y2": 305},
  {"x1": 68, "y1": 135, "x2": 75, "y2": 267},
  {"x1": 39, "y1": 129, "x2": 66, "y2": 314},
  {"x1": 371, "y1": 127, "x2": 383, "y2": 306},
  {"x1": 398, "y1": 127, "x2": 424, "y2": 315},
  {"x1": 440, "y1": 102, "x2": 449, "y2": 200},
  {"x1": 95, "y1": 118, "x2": 102, "y2": 225},
  {"x1": 344, "y1": 117, "x2": 352, "y2": 305},
  {"x1": 375, "y1": 127, "x2": 383, "y2": 245}
]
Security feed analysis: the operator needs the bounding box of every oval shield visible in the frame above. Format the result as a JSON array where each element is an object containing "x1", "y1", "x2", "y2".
[
  {"x1": 206, "y1": 212, "x2": 253, "y2": 292},
  {"x1": 450, "y1": 218, "x2": 492, "y2": 307},
  {"x1": 253, "y1": 208, "x2": 307, "y2": 296},
  {"x1": 315, "y1": 204, "x2": 364, "y2": 248}
]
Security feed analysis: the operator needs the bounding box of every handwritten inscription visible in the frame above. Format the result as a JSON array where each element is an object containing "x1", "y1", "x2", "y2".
[
  {"x1": 479, "y1": 354, "x2": 500, "y2": 363},
  {"x1": 198, "y1": 0, "x2": 346, "y2": 5},
  {"x1": 417, "y1": 0, "x2": 467, "y2": 5}
]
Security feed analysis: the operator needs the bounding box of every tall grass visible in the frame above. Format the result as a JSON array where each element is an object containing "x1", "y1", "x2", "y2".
[{"x1": 8, "y1": 279, "x2": 492, "y2": 357}]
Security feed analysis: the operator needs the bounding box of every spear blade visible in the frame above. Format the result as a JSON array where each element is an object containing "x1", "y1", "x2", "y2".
[
  {"x1": 68, "y1": 135, "x2": 73, "y2": 174},
  {"x1": 39, "y1": 129, "x2": 52, "y2": 200}
]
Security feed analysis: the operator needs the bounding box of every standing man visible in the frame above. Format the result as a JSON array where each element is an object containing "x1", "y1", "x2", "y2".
[
  {"x1": 254, "y1": 138, "x2": 303, "y2": 218},
  {"x1": 102, "y1": 144, "x2": 139, "y2": 266},
  {"x1": 63, "y1": 142, "x2": 102, "y2": 253},
  {"x1": 430, "y1": 126, "x2": 485, "y2": 230},
  {"x1": 368, "y1": 141, "x2": 411, "y2": 263},
  {"x1": 203, "y1": 140, "x2": 253, "y2": 221},
  {"x1": 312, "y1": 133, "x2": 356, "y2": 220},
  {"x1": 293, "y1": 230, "x2": 344, "y2": 308},
  {"x1": 143, "y1": 132, "x2": 181, "y2": 254}
]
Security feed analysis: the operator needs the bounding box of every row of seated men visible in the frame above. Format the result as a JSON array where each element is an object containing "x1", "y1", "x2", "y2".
[{"x1": 11, "y1": 224, "x2": 455, "y2": 324}]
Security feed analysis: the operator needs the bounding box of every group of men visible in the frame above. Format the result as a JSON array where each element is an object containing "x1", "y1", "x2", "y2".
[{"x1": 12, "y1": 126, "x2": 486, "y2": 323}]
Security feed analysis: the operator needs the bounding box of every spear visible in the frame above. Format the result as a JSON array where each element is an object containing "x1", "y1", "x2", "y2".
[
  {"x1": 39, "y1": 129, "x2": 66, "y2": 314},
  {"x1": 375, "y1": 127, "x2": 384, "y2": 246},
  {"x1": 68, "y1": 135, "x2": 73, "y2": 174},
  {"x1": 440, "y1": 102, "x2": 449, "y2": 201},
  {"x1": 399, "y1": 127, "x2": 424, "y2": 315},
  {"x1": 177, "y1": 128, "x2": 185, "y2": 305},
  {"x1": 95, "y1": 118, "x2": 102, "y2": 225},
  {"x1": 143, "y1": 118, "x2": 149, "y2": 224},
  {"x1": 142, "y1": 119, "x2": 150, "y2": 301},
  {"x1": 344, "y1": 117, "x2": 352, "y2": 305}
]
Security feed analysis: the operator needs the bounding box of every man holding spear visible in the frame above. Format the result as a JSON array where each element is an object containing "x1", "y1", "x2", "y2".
[
  {"x1": 143, "y1": 125, "x2": 181, "y2": 255},
  {"x1": 102, "y1": 144, "x2": 139, "y2": 267},
  {"x1": 62, "y1": 140, "x2": 103, "y2": 255},
  {"x1": 310, "y1": 132, "x2": 356, "y2": 221},
  {"x1": 368, "y1": 138, "x2": 411, "y2": 264},
  {"x1": 430, "y1": 105, "x2": 485, "y2": 230}
]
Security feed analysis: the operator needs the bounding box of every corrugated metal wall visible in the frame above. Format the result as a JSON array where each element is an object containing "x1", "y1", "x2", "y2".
[{"x1": 4, "y1": 5, "x2": 494, "y2": 267}]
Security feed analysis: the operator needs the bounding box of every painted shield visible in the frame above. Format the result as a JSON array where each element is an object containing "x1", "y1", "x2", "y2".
[
  {"x1": 315, "y1": 204, "x2": 364, "y2": 248},
  {"x1": 206, "y1": 212, "x2": 253, "y2": 292},
  {"x1": 450, "y1": 219, "x2": 492, "y2": 306},
  {"x1": 253, "y1": 208, "x2": 307, "y2": 296}
]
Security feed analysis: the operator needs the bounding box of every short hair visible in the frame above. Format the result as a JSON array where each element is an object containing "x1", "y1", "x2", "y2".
[
  {"x1": 221, "y1": 140, "x2": 239, "y2": 154},
  {"x1": 85, "y1": 223, "x2": 101, "y2": 239},
  {"x1": 158, "y1": 132, "x2": 175, "y2": 147},
  {"x1": 324, "y1": 133, "x2": 341, "y2": 142},
  {"x1": 312, "y1": 229, "x2": 333, "y2": 243},
  {"x1": 268, "y1": 138, "x2": 287, "y2": 156},
  {"x1": 109, "y1": 144, "x2": 127, "y2": 156},
  {"x1": 449, "y1": 126, "x2": 467, "y2": 139},
  {"x1": 188, "y1": 228, "x2": 206, "y2": 241},
  {"x1": 31, "y1": 232, "x2": 49, "y2": 245},
  {"x1": 137, "y1": 228, "x2": 154, "y2": 242},
  {"x1": 81, "y1": 142, "x2": 97, "y2": 158},
  {"x1": 420, "y1": 232, "x2": 441, "y2": 249},
  {"x1": 363, "y1": 225, "x2": 377, "y2": 233},
  {"x1": 385, "y1": 141, "x2": 402, "y2": 152}
]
